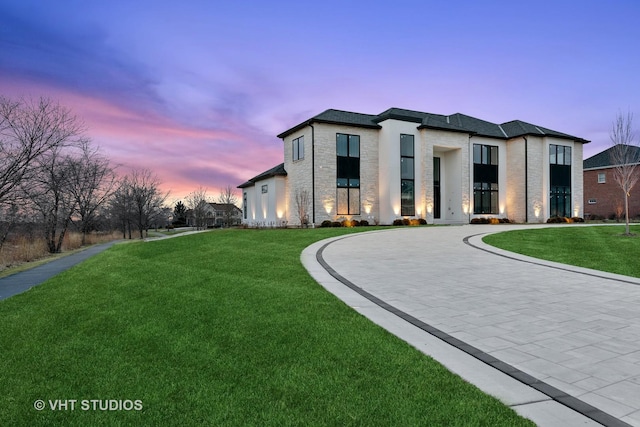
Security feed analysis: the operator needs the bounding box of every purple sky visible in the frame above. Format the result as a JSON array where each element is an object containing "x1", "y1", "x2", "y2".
[{"x1": 2, "y1": 0, "x2": 639, "y2": 201}]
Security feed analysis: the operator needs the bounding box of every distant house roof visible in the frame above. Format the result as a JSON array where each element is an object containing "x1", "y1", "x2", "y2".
[
  {"x1": 584, "y1": 145, "x2": 640, "y2": 169},
  {"x1": 237, "y1": 163, "x2": 287, "y2": 188},
  {"x1": 208, "y1": 202, "x2": 241, "y2": 213},
  {"x1": 277, "y1": 107, "x2": 589, "y2": 143}
]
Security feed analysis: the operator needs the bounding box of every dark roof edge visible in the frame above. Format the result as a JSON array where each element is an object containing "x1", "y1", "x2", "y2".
[
  {"x1": 373, "y1": 112, "x2": 423, "y2": 124},
  {"x1": 237, "y1": 163, "x2": 287, "y2": 188},
  {"x1": 277, "y1": 117, "x2": 380, "y2": 139},
  {"x1": 417, "y1": 123, "x2": 476, "y2": 135},
  {"x1": 509, "y1": 131, "x2": 590, "y2": 144}
]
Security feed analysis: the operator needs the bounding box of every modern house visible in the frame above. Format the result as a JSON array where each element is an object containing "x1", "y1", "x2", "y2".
[
  {"x1": 239, "y1": 107, "x2": 589, "y2": 226},
  {"x1": 583, "y1": 145, "x2": 640, "y2": 219}
]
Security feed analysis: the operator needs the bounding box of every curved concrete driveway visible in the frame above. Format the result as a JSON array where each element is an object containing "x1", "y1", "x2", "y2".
[{"x1": 302, "y1": 225, "x2": 640, "y2": 427}]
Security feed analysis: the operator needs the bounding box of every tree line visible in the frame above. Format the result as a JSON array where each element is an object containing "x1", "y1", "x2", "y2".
[{"x1": 0, "y1": 96, "x2": 168, "y2": 252}]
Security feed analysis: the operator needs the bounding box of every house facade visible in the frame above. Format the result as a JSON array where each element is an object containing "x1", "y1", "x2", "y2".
[
  {"x1": 187, "y1": 202, "x2": 242, "y2": 228},
  {"x1": 239, "y1": 108, "x2": 589, "y2": 226},
  {"x1": 583, "y1": 145, "x2": 640, "y2": 219}
]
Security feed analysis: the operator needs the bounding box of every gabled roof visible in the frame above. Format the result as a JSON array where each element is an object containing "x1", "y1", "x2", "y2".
[
  {"x1": 237, "y1": 163, "x2": 287, "y2": 188},
  {"x1": 277, "y1": 107, "x2": 589, "y2": 144},
  {"x1": 500, "y1": 120, "x2": 589, "y2": 143},
  {"x1": 208, "y1": 202, "x2": 241, "y2": 213},
  {"x1": 276, "y1": 109, "x2": 380, "y2": 138},
  {"x1": 584, "y1": 145, "x2": 640, "y2": 169}
]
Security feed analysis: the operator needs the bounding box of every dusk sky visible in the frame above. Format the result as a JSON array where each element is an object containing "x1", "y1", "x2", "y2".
[{"x1": 2, "y1": 0, "x2": 639, "y2": 202}]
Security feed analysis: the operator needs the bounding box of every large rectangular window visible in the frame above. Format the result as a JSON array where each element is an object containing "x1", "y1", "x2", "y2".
[
  {"x1": 337, "y1": 134, "x2": 360, "y2": 215},
  {"x1": 400, "y1": 134, "x2": 415, "y2": 216},
  {"x1": 292, "y1": 136, "x2": 304, "y2": 161},
  {"x1": 550, "y1": 144, "x2": 572, "y2": 217},
  {"x1": 473, "y1": 144, "x2": 498, "y2": 214}
]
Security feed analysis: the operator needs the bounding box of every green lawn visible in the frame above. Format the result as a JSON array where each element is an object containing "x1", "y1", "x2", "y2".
[
  {"x1": 0, "y1": 228, "x2": 532, "y2": 426},
  {"x1": 483, "y1": 224, "x2": 640, "y2": 278}
]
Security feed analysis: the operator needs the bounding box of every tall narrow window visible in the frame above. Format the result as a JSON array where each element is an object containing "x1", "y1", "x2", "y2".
[
  {"x1": 550, "y1": 144, "x2": 572, "y2": 217},
  {"x1": 292, "y1": 136, "x2": 304, "y2": 161},
  {"x1": 243, "y1": 192, "x2": 247, "y2": 219},
  {"x1": 473, "y1": 144, "x2": 498, "y2": 214},
  {"x1": 400, "y1": 134, "x2": 415, "y2": 216},
  {"x1": 336, "y1": 133, "x2": 360, "y2": 215}
]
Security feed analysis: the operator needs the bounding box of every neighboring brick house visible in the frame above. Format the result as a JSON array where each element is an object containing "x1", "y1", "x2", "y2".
[
  {"x1": 239, "y1": 107, "x2": 589, "y2": 226},
  {"x1": 583, "y1": 145, "x2": 640, "y2": 219}
]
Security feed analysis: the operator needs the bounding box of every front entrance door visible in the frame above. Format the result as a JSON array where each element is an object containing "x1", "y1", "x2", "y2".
[{"x1": 433, "y1": 157, "x2": 441, "y2": 219}]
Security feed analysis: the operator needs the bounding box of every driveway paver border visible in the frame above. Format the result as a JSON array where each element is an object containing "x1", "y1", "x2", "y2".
[{"x1": 312, "y1": 230, "x2": 631, "y2": 427}]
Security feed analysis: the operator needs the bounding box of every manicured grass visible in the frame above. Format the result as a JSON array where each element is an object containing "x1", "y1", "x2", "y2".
[
  {"x1": 483, "y1": 224, "x2": 640, "y2": 278},
  {"x1": 0, "y1": 228, "x2": 532, "y2": 426}
]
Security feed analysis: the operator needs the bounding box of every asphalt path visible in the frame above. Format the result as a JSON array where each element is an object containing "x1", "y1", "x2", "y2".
[{"x1": 0, "y1": 240, "x2": 121, "y2": 301}]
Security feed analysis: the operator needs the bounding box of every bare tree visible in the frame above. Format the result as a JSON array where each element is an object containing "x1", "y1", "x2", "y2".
[
  {"x1": 217, "y1": 185, "x2": 239, "y2": 227},
  {"x1": 67, "y1": 143, "x2": 117, "y2": 244},
  {"x1": 186, "y1": 187, "x2": 209, "y2": 230},
  {"x1": 609, "y1": 110, "x2": 640, "y2": 235},
  {"x1": 0, "y1": 97, "x2": 84, "y2": 202},
  {"x1": 110, "y1": 177, "x2": 134, "y2": 239},
  {"x1": 295, "y1": 188, "x2": 310, "y2": 228},
  {"x1": 0, "y1": 97, "x2": 86, "y2": 247},
  {"x1": 128, "y1": 169, "x2": 169, "y2": 239},
  {"x1": 27, "y1": 146, "x2": 79, "y2": 253}
]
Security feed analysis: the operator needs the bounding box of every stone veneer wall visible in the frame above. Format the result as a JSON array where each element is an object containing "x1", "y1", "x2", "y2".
[
  {"x1": 527, "y1": 136, "x2": 546, "y2": 223},
  {"x1": 572, "y1": 141, "x2": 584, "y2": 218},
  {"x1": 279, "y1": 121, "x2": 587, "y2": 226},
  {"x1": 506, "y1": 138, "x2": 526, "y2": 222},
  {"x1": 283, "y1": 123, "x2": 380, "y2": 226}
]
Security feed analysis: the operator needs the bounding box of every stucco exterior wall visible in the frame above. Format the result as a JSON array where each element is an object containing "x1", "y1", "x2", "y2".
[
  {"x1": 241, "y1": 175, "x2": 287, "y2": 227},
  {"x1": 425, "y1": 129, "x2": 469, "y2": 223}
]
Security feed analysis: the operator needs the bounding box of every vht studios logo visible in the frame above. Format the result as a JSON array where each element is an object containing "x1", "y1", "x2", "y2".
[{"x1": 34, "y1": 399, "x2": 143, "y2": 411}]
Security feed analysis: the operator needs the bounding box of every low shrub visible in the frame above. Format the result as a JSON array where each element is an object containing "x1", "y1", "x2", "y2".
[
  {"x1": 470, "y1": 217, "x2": 511, "y2": 224},
  {"x1": 392, "y1": 219, "x2": 404, "y2": 226},
  {"x1": 331, "y1": 221, "x2": 342, "y2": 228},
  {"x1": 418, "y1": 218, "x2": 427, "y2": 225},
  {"x1": 360, "y1": 220, "x2": 369, "y2": 226},
  {"x1": 320, "y1": 220, "x2": 332, "y2": 228},
  {"x1": 470, "y1": 218, "x2": 489, "y2": 224},
  {"x1": 571, "y1": 217, "x2": 585, "y2": 223},
  {"x1": 547, "y1": 216, "x2": 573, "y2": 223}
]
